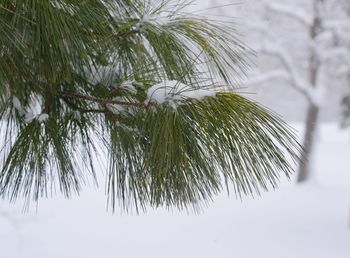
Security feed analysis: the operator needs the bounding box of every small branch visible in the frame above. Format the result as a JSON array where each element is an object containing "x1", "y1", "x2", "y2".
[
  {"x1": 16, "y1": 69, "x2": 148, "y2": 112},
  {"x1": 324, "y1": 19, "x2": 350, "y2": 32},
  {"x1": 244, "y1": 69, "x2": 289, "y2": 86},
  {"x1": 267, "y1": 2, "x2": 312, "y2": 28},
  {"x1": 320, "y1": 46, "x2": 350, "y2": 62},
  {"x1": 80, "y1": 109, "x2": 108, "y2": 114},
  {"x1": 115, "y1": 29, "x2": 139, "y2": 39},
  {"x1": 58, "y1": 91, "x2": 147, "y2": 109},
  {"x1": 255, "y1": 43, "x2": 314, "y2": 101}
]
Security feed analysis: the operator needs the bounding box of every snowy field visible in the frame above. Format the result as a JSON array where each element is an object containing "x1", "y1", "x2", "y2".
[{"x1": 0, "y1": 123, "x2": 350, "y2": 258}]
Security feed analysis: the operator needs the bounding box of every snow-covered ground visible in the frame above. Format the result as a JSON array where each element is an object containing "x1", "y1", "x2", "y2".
[{"x1": 0, "y1": 123, "x2": 350, "y2": 258}]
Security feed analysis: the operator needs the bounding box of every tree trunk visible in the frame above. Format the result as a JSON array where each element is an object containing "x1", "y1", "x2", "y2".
[
  {"x1": 297, "y1": 0, "x2": 323, "y2": 183},
  {"x1": 297, "y1": 103, "x2": 320, "y2": 183}
]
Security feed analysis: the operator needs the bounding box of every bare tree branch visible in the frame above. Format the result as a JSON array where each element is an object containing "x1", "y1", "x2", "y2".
[
  {"x1": 267, "y1": 2, "x2": 312, "y2": 28},
  {"x1": 244, "y1": 69, "x2": 289, "y2": 86},
  {"x1": 255, "y1": 43, "x2": 315, "y2": 102}
]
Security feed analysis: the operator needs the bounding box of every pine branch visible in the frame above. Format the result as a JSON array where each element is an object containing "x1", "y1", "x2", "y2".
[{"x1": 0, "y1": 0, "x2": 302, "y2": 211}]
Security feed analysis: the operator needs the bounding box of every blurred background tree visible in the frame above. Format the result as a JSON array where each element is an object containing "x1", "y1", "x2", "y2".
[{"x1": 229, "y1": 0, "x2": 350, "y2": 183}]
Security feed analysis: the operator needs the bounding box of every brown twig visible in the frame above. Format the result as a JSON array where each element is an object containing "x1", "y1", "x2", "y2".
[
  {"x1": 80, "y1": 109, "x2": 108, "y2": 114},
  {"x1": 58, "y1": 91, "x2": 147, "y2": 109}
]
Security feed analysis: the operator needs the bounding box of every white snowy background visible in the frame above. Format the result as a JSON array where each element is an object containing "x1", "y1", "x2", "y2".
[{"x1": 1, "y1": 1, "x2": 350, "y2": 257}]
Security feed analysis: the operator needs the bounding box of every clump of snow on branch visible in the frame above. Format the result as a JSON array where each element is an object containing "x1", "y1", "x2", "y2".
[
  {"x1": 72, "y1": 110, "x2": 81, "y2": 120},
  {"x1": 146, "y1": 80, "x2": 217, "y2": 108},
  {"x1": 141, "y1": 14, "x2": 171, "y2": 26},
  {"x1": 106, "y1": 102, "x2": 127, "y2": 115},
  {"x1": 12, "y1": 96, "x2": 49, "y2": 123},
  {"x1": 133, "y1": 13, "x2": 172, "y2": 32},
  {"x1": 12, "y1": 97, "x2": 23, "y2": 114},
  {"x1": 119, "y1": 81, "x2": 138, "y2": 94},
  {"x1": 35, "y1": 114, "x2": 49, "y2": 122},
  {"x1": 105, "y1": 98, "x2": 136, "y2": 116}
]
